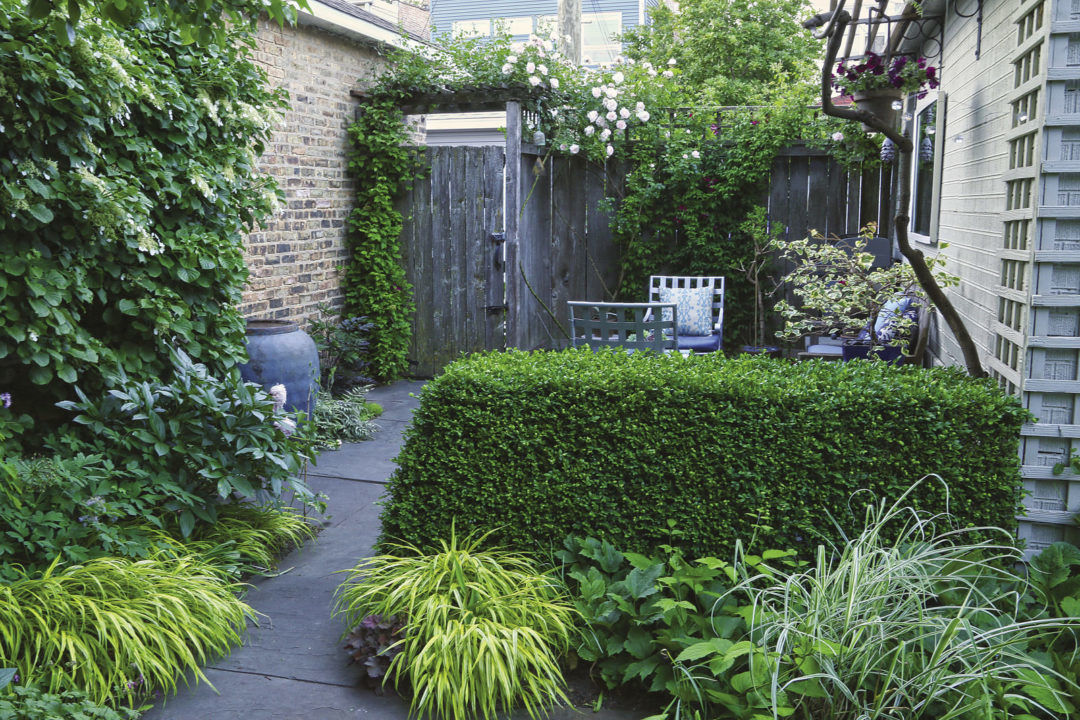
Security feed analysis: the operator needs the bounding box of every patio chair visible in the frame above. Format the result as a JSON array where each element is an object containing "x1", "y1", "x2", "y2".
[
  {"x1": 569, "y1": 301, "x2": 679, "y2": 353},
  {"x1": 800, "y1": 296, "x2": 929, "y2": 366},
  {"x1": 647, "y1": 276, "x2": 725, "y2": 353}
]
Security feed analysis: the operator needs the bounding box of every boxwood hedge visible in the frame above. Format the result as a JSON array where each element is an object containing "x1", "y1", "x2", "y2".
[{"x1": 380, "y1": 350, "x2": 1029, "y2": 558}]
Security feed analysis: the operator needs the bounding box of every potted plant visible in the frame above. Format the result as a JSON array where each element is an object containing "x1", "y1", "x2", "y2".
[
  {"x1": 832, "y1": 53, "x2": 939, "y2": 130},
  {"x1": 772, "y1": 223, "x2": 955, "y2": 363}
]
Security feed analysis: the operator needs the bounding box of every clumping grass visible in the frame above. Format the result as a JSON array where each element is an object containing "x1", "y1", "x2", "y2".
[
  {"x1": 150, "y1": 503, "x2": 320, "y2": 578},
  {"x1": 334, "y1": 530, "x2": 577, "y2": 720},
  {"x1": 0, "y1": 554, "x2": 254, "y2": 707},
  {"x1": 312, "y1": 387, "x2": 379, "y2": 448},
  {"x1": 744, "y1": 478, "x2": 1079, "y2": 720}
]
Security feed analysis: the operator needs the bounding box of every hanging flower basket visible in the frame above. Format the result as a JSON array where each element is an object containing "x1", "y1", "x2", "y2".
[{"x1": 851, "y1": 88, "x2": 903, "y2": 131}]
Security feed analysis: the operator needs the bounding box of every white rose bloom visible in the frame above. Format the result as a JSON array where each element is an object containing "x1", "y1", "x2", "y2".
[
  {"x1": 606, "y1": 144, "x2": 614, "y2": 157},
  {"x1": 560, "y1": 144, "x2": 567, "y2": 151},
  {"x1": 682, "y1": 154, "x2": 688, "y2": 159},
  {"x1": 587, "y1": 110, "x2": 599, "y2": 122},
  {"x1": 619, "y1": 107, "x2": 630, "y2": 119},
  {"x1": 538, "y1": 64, "x2": 548, "y2": 75},
  {"x1": 529, "y1": 75, "x2": 542, "y2": 86},
  {"x1": 600, "y1": 128, "x2": 611, "y2": 140},
  {"x1": 612, "y1": 71, "x2": 624, "y2": 83},
  {"x1": 636, "y1": 101, "x2": 645, "y2": 112},
  {"x1": 604, "y1": 98, "x2": 617, "y2": 111},
  {"x1": 662, "y1": 70, "x2": 674, "y2": 78},
  {"x1": 585, "y1": 125, "x2": 595, "y2": 136},
  {"x1": 526, "y1": 61, "x2": 536, "y2": 73},
  {"x1": 591, "y1": 86, "x2": 603, "y2": 98},
  {"x1": 648, "y1": 69, "x2": 658, "y2": 77},
  {"x1": 502, "y1": 64, "x2": 513, "y2": 74},
  {"x1": 569, "y1": 144, "x2": 580, "y2": 154},
  {"x1": 643, "y1": 62, "x2": 653, "y2": 70},
  {"x1": 550, "y1": 77, "x2": 560, "y2": 89},
  {"x1": 605, "y1": 87, "x2": 618, "y2": 98},
  {"x1": 668, "y1": 58, "x2": 677, "y2": 66},
  {"x1": 832, "y1": 131, "x2": 845, "y2": 142},
  {"x1": 606, "y1": 110, "x2": 617, "y2": 121},
  {"x1": 616, "y1": 119, "x2": 627, "y2": 130},
  {"x1": 692, "y1": 150, "x2": 701, "y2": 159},
  {"x1": 507, "y1": 55, "x2": 517, "y2": 63},
  {"x1": 596, "y1": 116, "x2": 607, "y2": 127},
  {"x1": 637, "y1": 110, "x2": 650, "y2": 122}
]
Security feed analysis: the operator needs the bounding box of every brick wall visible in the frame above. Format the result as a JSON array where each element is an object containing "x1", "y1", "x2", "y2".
[{"x1": 242, "y1": 19, "x2": 386, "y2": 326}]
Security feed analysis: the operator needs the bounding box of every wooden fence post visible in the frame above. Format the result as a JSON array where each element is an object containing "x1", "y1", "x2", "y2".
[{"x1": 504, "y1": 101, "x2": 523, "y2": 349}]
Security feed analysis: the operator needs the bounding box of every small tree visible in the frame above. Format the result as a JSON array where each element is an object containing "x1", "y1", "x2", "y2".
[
  {"x1": 736, "y1": 207, "x2": 780, "y2": 349},
  {"x1": 772, "y1": 224, "x2": 956, "y2": 354}
]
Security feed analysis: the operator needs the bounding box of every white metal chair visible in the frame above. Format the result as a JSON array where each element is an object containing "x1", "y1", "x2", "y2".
[
  {"x1": 647, "y1": 276, "x2": 725, "y2": 353},
  {"x1": 569, "y1": 301, "x2": 679, "y2": 353}
]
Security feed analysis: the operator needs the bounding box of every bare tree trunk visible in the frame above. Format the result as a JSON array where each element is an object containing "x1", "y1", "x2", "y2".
[{"x1": 815, "y1": 12, "x2": 986, "y2": 377}]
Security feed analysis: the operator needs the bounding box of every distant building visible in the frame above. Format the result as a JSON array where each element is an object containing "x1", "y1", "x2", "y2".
[{"x1": 430, "y1": 1, "x2": 661, "y2": 66}]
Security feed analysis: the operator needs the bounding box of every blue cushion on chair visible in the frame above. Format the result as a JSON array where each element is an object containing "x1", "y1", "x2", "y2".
[
  {"x1": 677, "y1": 332, "x2": 722, "y2": 352},
  {"x1": 659, "y1": 286, "x2": 714, "y2": 336}
]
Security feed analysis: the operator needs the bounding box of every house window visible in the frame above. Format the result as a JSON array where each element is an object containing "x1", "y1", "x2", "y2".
[
  {"x1": 452, "y1": 19, "x2": 489, "y2": 37},
  {"x1": 582, "y1": 12, "x2": 622, "y2": 65},
  {"x1": 494, "y1": 16, "x2": 533, "y2": 36},
  {"x1": 910, "y1": 97, "x2": 941, "y2": 242}
]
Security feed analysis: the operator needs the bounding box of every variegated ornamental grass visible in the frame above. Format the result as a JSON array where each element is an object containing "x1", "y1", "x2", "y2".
[
  {"x1": 334, "y1": 531, "x2": 577, "y2": 720},
  {"x1": 0, "y1": 554, "x2": 255, "y2": 707}
]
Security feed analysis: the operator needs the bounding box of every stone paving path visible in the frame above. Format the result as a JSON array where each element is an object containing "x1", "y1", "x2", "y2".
[{"x1": 141, "y1": 381, "x2": 637, "y2": 720}]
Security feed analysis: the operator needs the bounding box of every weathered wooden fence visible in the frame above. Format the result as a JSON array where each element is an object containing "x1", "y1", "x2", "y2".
[
  {"x1": 767, "y1": 145, "x2": 894, "y2": 241},
  {"x1": 397, "y1": 146, "x2": 504, "y2": 377},
  {"x1": 398, "y1": 139, "x2": 891, "y2": 377}
]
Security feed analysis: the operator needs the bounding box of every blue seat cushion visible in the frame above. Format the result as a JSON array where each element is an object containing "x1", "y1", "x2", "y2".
[
  {"x1": 805, "y1": 344, "x2": 843, "y2": 356},
  {"x1": 677, "y1": 332, "x2": 722, "y2": 352}
]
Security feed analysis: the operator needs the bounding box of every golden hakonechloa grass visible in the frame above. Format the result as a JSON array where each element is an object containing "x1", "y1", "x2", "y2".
[
  {"x1": 334, "y1": 530, "x2": 577, "y2": 720},
  {"x1": 0, "y1": 554, "x2": 255, "y2": 706}
]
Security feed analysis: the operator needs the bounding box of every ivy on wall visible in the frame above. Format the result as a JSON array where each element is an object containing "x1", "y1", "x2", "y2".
[{"x1": 0, "y1": 8, "x2": 285, "y2": 437}]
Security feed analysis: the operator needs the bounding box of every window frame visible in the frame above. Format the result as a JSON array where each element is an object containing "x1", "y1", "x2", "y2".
[{"x1": 908, "y1": 91, "x2": 947, "y2": 245}]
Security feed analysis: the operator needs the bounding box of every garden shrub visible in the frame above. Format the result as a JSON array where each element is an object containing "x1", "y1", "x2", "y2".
[
  {"x1": 0, "y1": 685, "x2": 141, "y2": 720},
  {"x1": 380, "y1": 350, "x2": 1027, "y2": 559},
  {"x1": 51, "y1": 349, "x2": 319, "y2": 537},
  {"x1": 0, "y1": 6, "x2": 283, "y2": 438},
  {"x1": 0, "y1": 454, "x2": 158, "y2": 580}
]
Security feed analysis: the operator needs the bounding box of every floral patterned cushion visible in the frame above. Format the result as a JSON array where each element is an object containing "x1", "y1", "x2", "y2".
[{"x1": 659, "y1": 285, "x2": 714, "y2": 336}]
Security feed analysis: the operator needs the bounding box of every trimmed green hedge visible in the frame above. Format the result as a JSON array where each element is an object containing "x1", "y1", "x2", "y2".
[{"x1": 380, "y1": 350, "x2": 1029, "y2": 558}]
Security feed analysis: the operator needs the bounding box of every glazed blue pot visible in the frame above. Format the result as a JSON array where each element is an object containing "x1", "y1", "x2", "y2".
[{"x1": 239, "y1": 320, "x2": 320, "y2": 414}]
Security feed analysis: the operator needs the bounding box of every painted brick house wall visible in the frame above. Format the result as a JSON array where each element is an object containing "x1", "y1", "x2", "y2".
[{"x1": 241, "y1": 18, "x2": 386, "y2": 325}]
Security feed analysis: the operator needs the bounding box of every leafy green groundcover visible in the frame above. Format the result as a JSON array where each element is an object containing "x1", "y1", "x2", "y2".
[{"x1": 380, "y1": 350, "x2": 1027, "y2": 559}]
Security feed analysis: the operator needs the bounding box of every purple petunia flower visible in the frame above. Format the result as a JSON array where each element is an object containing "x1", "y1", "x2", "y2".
[{"x1": 0, "y1": 393, "x2": 10, "y2": 409}]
